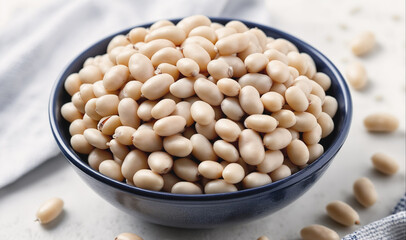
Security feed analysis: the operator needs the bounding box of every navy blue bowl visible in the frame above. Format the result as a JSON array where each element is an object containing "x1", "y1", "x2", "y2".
[{"x1": 49, "y1": 18, "x2": 352, "y2": 228}]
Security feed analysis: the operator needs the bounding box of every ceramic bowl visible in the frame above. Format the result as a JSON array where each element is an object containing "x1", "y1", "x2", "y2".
[{"x1": 49, "y1": 17, "x2": 352, "y2": 228}]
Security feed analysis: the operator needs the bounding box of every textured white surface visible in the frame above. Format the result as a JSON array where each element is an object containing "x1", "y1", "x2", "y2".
[{"x1": 0, "y1": 0, "x2": 405, "y2": 239}]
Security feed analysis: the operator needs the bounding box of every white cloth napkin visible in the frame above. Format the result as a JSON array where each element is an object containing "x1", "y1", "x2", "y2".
[
  {"x1": 0, "y1": 0, "x2": 271, "y2": 188},
  {"x1": 343, "y1": 194, "x2": 406, "y2": 240}
]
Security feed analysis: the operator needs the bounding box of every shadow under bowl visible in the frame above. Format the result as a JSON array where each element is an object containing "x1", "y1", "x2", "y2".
[{"x1": 49, "y1": 17, "x2": 352, "y2": 229}]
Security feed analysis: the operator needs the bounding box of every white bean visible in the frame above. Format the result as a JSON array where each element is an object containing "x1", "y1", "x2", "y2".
[
  {"x1": 287, "y1": 139, "x2": 309, "y2": 166},
  {"x1": 190, "y1": 134, "x2": 217, "y2": 161},
  {"x1": 115, "y1": 232, "x2": 144, "y2": 240},
  {"x1": 141, "y1": 73, "x2": 174, "y2": 100},
  {"x1": 163, "y1": 134, "x2": 193, "y2": 157},
  {"x1": 64, "y1": 73, "x2": 81, "y2": 96},
  {"x1": 121, "y1": 149, "x2": 148, "y2": 180},
  {"x1": 83, "y1": 128, "x2": 111, "y2": 149},
  {"x1": 353, "y1": 177, "x2": 377, "y2": 207},
  {"x1": 326, "y1": 201, "x2": 360, "y2": 226},
  {"x1": 35, "y1": 197, "x2": 64, "y2": 224},
  {"x1": 350, "y1": 31, "x2": 376, "y2": 56},
  {"x1": 207, "y1": 59, "x2": 233, "y2": 80},
  {"x1": 173, "y1": 158, "x2": 199, "y2": 182},
  {"x1": 371, "y1": 152, "x2": 399, "y2": 175},
  {"x1": 300, "y1": 225, "x2": 339, "y2": 240},
  {"x1": 266, "y1": 60, "x2": 290, "y2": 83},
  {"x1": 213, "y1": 140, "x2": 240, "y2": 163},
  {"x1": 99, "y1": 160, "x2": 124, "y2": 181},
  {"x1": 145, "y1": 26, "x2": 186, "y2": 45},
  {"x1": 198, "y1": 161, "x2": 223, "y2": 179},
  {"x1": 204, "y1": 179, "x2": 237, "y2": 194},
  {"x1": 176, "y1": 58, "x2": 200, "y2": 77},
  {"x1": 285, "y1": 86, "x2": 309, "y2": 112},
  {"x1": 271, "y1": 110, "x2": 296, "y2": 128},
  {"x1": 257, "y1": 150, "x2": 284, "y2": 173},
  {"x1": 194, "y1": 78, "x2": 224, "y2": 106},
  {"x1": 239, "y1": 86, "x2": 263, "y2": 115},
  {"x1": 70, "y1": 134, "x2": 94, "y2": 154},
  {"x1": 103, "y1": 65, "x2": 129, "y2": 91},
  {"x1": 215, "y1": 33, "x2": 249, "y2": 55},
  {"x1": 183, "y1": 43, "x2": 210, "y2": 72},
  {"x1": 133, "y1": 169, "x2": 164, "y2": 191},
  {"x1": 239, "y1": 129, "x2": 265, "y2": 165},
  {"x1": 364, "y1": 113, "x2": 399, "y2": 132},
  {"x1": 132, "y1": 128, "x2": 162, "y2": 152},
  {"x1": 128, "y1": 53, "x2": 154, "y2": 83},
  {"x1": 215, "y1": 118, "x2": 241, "y2": 142},
  {"x1": 245, "y1": 53, "x2": 269, "y2": 73},
  {"x1": 322, "y1": 96, "x2": 338, "y2": 118},
  {"x1": 238, "y1": 73, "x2": 272, "y2": 94},
  {"x1": 190, "y1": 100, "x2": 215, "y2": 125},
  {"x1": 114, "y1": 126, "x2": 136, "y2": 145},
  {"x1": 244, "y1": 114, "x2": 278, "y2": 133},
  {"x1": 263, "y1": 128, "x2": 292, "y2": 150},
  {"x1": 216, "y1": 78, "x2": 240, "y2": 97},
  {"x1": 243, "y1": 172, "x2": 272, "y2": 189},
  {"x1": 346, "y1": 61, "x2": 367, "y2": 90},
  {"x1": 171, "y1": 182, "x2": 202, "y2": 194},
  {"x1": 221, "y1": 97, "x2": 245, "y2": 121},
  {"x1": 148, "y1": 151, "x2": 173, "y2": 174}
]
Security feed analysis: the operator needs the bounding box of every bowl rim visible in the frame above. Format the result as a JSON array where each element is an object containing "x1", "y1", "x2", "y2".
[{"x1": 49, "y1": 17, "x2": 352, "y2": 202}]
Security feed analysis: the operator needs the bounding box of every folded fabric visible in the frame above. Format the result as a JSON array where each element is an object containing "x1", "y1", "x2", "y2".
[
  {"x1": 0, "y1": 0, "x2": 271, "y2": 188},
  {"x1": 342, "y1": 193, "x2": 406, "y2": 240}
]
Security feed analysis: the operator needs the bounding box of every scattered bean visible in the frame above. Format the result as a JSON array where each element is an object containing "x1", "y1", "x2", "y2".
[
  {"x1": 353, "y1": 177, "x2": 377, "y2": 207},
  {"x1": 326, "y1": 200, "x2": 360, "y2": 226},
  {"x1": 300, "y1": 224, "x2": 339, "y2": 240},
  {"x1": 36, "y1": 197, "x2": 64, "y2": 224},
  {"x1": 364, "y1": 113, "x2": 399, "y2": 132},
  {"x1": 350, "y1": 31, "x2": 376, "y2": 56},
  {"x1": 346, "y1": 61, "x2": 367, "y2": 90},
  {"x1": 371, "y1": 152, "x2": 399, "y2": 175},
  {"x1": 115, "y1": 232, "x2": 143, "y2": 240}
]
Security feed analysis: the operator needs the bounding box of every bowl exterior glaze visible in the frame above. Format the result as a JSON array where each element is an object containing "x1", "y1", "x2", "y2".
[{"x1": 49, "y1": 18, "x2": 352, "y2": 228}]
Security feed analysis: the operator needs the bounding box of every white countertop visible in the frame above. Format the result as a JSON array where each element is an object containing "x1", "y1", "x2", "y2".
[{"x1": 0, "y1": 0, "x2": 404, "y2": 239}]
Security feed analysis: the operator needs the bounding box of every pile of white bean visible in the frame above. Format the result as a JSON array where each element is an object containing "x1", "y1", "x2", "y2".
[{"x1": 61, "y1": 15, "x2": 338, "y2": 194}]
